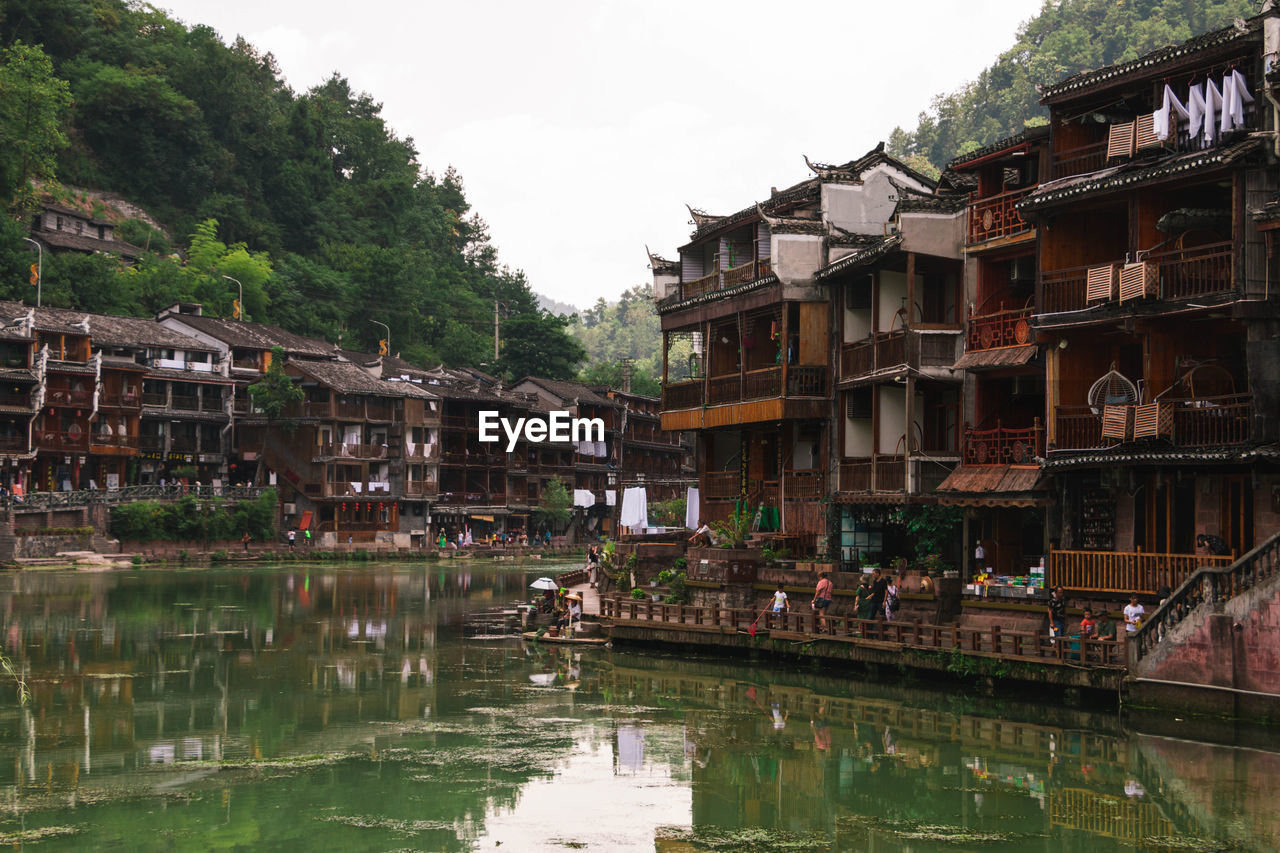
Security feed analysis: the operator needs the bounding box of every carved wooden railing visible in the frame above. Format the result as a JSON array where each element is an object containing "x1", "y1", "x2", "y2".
[
  {"x1": 967, "y1": 305, "x2": 1033, "y2": 352},
  {"x1": 601, "y1": 597, "x2": 1123, "y2": 667},
  {"x1": 1049, "y1": 549, "x2": 1234, "y2": 595},
  {"x1": 967, "y1": 186, "x2": 1034, "y2": 244},
  {"x1": 681, "y1": 269, "x2": 720, "y2": 300},
  {"x1": 1132, "y1": 530, "x2": 1280, "y2": 664},
  {"x1": 786, "y1": 365, "x2": 826, "y2": 396},
  {"x1": 963, "y1": 421, "x2": 1043, "y2": 466}
]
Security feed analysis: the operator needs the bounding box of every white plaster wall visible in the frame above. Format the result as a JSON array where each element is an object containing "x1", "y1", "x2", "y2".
[
  {"x1": 845, "y1": 414, "x2": 873, "y2": 456},
  {"x1": 877, "y1": 271, "x2": 922, "y2": 331},
  {"x1": 770, "y1": 234, "x2": 823, "y2": 285},
  {"x1": 652, "y1": 271, "x2": 679, "y2": 300},
  {"x1": 844, "y1": 308, "x2": 872, "y2": 343},
  {"x1": 900, "y1": 211, "x2": 965, "y2": 260},
  {"x1": 878, "y1": 385, "x2": 905, "y2": 453}
]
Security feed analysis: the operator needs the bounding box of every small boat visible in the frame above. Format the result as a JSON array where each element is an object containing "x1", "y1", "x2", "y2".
[{"x1": 521, "y1": 631, "x2": 609, "y2": 646}]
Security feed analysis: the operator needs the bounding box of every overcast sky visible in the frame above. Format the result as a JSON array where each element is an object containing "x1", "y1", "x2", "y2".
[{"x1": 158, "y1": 0, "x2": 1042, "y2": 309}]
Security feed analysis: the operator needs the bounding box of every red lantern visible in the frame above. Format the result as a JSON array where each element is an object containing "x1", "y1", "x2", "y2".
[{"x1": 342, "y1": 502, "x2": 347, "y2": 511}]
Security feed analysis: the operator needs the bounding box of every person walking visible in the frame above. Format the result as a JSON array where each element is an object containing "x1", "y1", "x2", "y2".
[
  {"x1": 241, "y1": 531, "x2": 251, "y2": 553},
  {"x1": 884, "y1": 575, "x2": 900, "y2": 621},
  {"x1": 869, "y1": 569, "x2": 888, "y2": 620},
  {"x1": 854, "y1": 576, "x2": 875, "y2": 620},
  {"x1": 287, "y1": 529, "x2": 296, "y2": 551},
  {"x1": 811, "y1": 571, "x2": 834, "y2": 632}
]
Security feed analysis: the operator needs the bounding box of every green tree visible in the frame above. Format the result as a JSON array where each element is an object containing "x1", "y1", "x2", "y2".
[
  {"x1": 534, "y1": 478, "x2": 572, "y2": 532},
  {"x1": 248, "y1": 346, "x2": 302, "y2": 422},
  {"x1": 0, "y1": 41, "x2": 71, "y2": 211},
  {"x1": 497, "y1": 310, "x2": 586, "y2": 380}
]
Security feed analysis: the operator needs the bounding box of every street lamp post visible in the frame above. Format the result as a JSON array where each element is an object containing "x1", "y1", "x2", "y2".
[
  {"x1": 21, "y1": 238, "x2": 41, "y2": 308},
  {"x1": 371, "y1": 320, "x2": 390, "y2": 357},
  {"x1": 221, "y1": 275, "x2": 242, "y2": 320}
]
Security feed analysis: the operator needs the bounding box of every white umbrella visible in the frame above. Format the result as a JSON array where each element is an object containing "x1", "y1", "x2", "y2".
[{"x1": 529, "y1": 577, "x2": 558, "y2": 590}]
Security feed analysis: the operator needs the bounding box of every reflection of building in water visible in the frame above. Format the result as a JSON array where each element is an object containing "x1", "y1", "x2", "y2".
[
  {"x1": 602, "y1": 660, "x2": 1230, "y2": 850},
  {"x1": 0, "y1": 569, "x2": 446, "y2": 796},
  {"x1": 616, "y1": 723, "x2": 645, "y2": 772}
]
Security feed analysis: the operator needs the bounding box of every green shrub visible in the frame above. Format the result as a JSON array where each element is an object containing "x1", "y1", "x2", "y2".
[
  {"x1": 630, "y1": 588, "x2": 647, "y2": 600},
  {"x1": 210, "y1": 550, "x2": 228, "y2": 562},
  {"x1": 673, "y1": 556, "x2": 687, "y2": 573}
]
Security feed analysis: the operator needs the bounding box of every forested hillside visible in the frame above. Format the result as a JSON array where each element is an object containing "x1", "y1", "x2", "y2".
[
  {"x1": 888, "y1": 0, "x2": 1259, "y2": 169},
  {"x1": 571, "y1": 284, "x2": 662, "y2": 396},
  {"x1": 0, "y1": 0, "x2": 582, "y2": 376}
]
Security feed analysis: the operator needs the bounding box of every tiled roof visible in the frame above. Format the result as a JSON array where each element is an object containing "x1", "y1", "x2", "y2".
[
  {"x1": 1043, "y1": 444, "x2": 1270, "y2": 469},
  {"x1": 290, "y1": 358, "x2": 438, "y2": 399},
  {"x1": 0, "y1": 302, "x2": 216, "y2": 352},
  {"x1": 515, "y1": 376, "x2": 620, "y2": 408},
  {"x1": 32, "y1": 228, "x2": 141, "y2": 258},
  {"x1": 937, "y1": 465, "x2": 1043, "y2": 493},
  {"x1": 165, "y1": 313, "x2": 334, "y2": 357},
  {"x1": 1039, "y1": 17, "x2": 1260, "y2": 104},
  {"x1": 144, "y1": 367, "x2": 233, "y2": 384},
  {"x1": 1017, "y1": 138, "x2": 1263, "y2": 212},
  {"x1": 952, "y1": 345, "x2": 1038, "y2": 370},
  {"x1": 948, "y1": 125, "x2": 1050, "y2": 170},
  {"x1": 815, "y1": 234, "x2": 903, "y2": 281}
]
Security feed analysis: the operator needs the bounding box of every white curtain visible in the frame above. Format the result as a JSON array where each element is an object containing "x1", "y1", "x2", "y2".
[{"x1": 685, "y1": 487, "x2": 700, "y2": 529}]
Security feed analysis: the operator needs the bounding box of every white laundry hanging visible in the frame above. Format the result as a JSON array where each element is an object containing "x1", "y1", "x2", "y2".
[
  {"x1": 619, "y1": 487, "x2": 649, "y2": 530},
  {"x1": 1187, "y1": 82, "x2": 1206, "y2": 139},
  {"x1": 685, "y1": 486, "x2": 700, "y2": 529},
  {"x1": 1220, "y1": 69, "x2": 1253, "y2": 133},
  {"x1": 1154, "y1": 84, "x2": 1189, "y2": 140},
  {"x1": 1202, "y1": 78, "x2": 1223, "y2": 145}
]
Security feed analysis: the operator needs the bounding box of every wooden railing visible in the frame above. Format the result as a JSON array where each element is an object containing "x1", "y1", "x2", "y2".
[
  {"x1": 45, "y1": 388, "x2": 92, "y2": 406},
  {"x1": 786, "y1": 365, "x2": 826, "y2": 396},
  {"x1": 600, "y1": 598, "x2": 1123, "y2": 667},
  {"x1": 1052, "y1": 406, "x2": 1104, "y2": 451},
  {"x1": 170, "y1": 394, "x2": 200, "y2": 411},
  {"x1": 663, "y1": 380, "x2": 703, "y2": 410},
  {"x1": 703, "y1": 471, "x2": 741, "y2": 501},
  {"x1": 782, "y1": 468, "x2": 824, "y2": 499},
  {"x1": 318, "y1": 442, "x2": 387, "y2": 459},
  {"x1": 743, "y1": 366, "x2": 780, "y2": 399},
  {"x1": 840, "y1": 330, "x2": 957, "y2": 380},
  {"x1": 1051, "y1": 140, "x2": 1107, "y2": 179},
  {"x1": 139, "y1": 435, "x2": 164, "y2": 451},
  {"x1": 967, "y1": 186, "x2": 1033, "y2": 244},
  {"x1": 35, "y1": 429, "x2": 89, "y2": 451},
  {"x1": 402, "y1": 443, "x2": 440, "y2": 460},
  {"x1": 681, "y1": 269, "x2": 720, "y2": 300},
  {"x1": 1171, "y1": 394, "x2": 1251, "y2": 446},
  {"x1": 707, "y1": 374, "x2": 739, "y2": 404},
  {"x1": 963, "y1": 421, "x2": 1043, "y2": 465},
  {"x1": 403, "y1": 480, "x2": 436, "y2": 496},
  {"x1": 837, "y1": 455, "x2": 906, "y2": 492},
  {"x1": 967, "y1": 305, "x2": 1033, "y2": 352},
  {"x1": 1049, "y1": 549, "x2": 1234, "y2": 595},
  {"x1": 89, "y1": 432, "x2": 138, "y2": 449},
  {"x1": 1040, "y1": 265, "x2": 1091, "y2": 314},
  {"x1": 1132, "y1": 529, "x2": 1280, "y2": 664},
  {"x1": 305, "y1": 401, "x2": 333, "y2": 418},
  {"x1": 722, "y1": 259, "x2": 772, "y2": 289},
  {"x1": 1150, "y1": 240, "x2": 1234, "y2": 299}
]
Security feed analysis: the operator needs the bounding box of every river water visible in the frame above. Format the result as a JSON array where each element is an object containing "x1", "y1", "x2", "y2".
[{"x1": 0, "y1": 559, "x2": 1273, "y2": 851}]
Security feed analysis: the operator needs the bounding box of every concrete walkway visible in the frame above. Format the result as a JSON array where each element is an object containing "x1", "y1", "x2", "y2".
[{"x1": 567, "y1": 581, "x2": 602, "y2": 617}]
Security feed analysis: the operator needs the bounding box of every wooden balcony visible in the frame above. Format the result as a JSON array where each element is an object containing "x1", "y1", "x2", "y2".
[
  {"x1": 708, "y1": 374, "x2": 740, "y2": 405},
  {"x1": 782, "y1": 468, "x2": 824, "y2": 499},
  {"x1": 967, "y1": 187, "x2": 1033, "y2": 244},
  {"x1": 90, "y1": 432, "x2": 138, "y2": 451},
  {"x1": 403, "y1": 481, "x2": 436, "y2": 496},
  {"x1": 305, "y1": 401, "x2": 332, "y2": 418},
  {"x1": 1050, "y1": 140, "x2": 1107, "y2": 179},
  {"x1": 682, "y1": 269, "x2": 720, "y2": 300},
  {"x1": 722, "y1": 259, "x2": 772, "y2": 289},
  {"x1": 0, "y1": 436, "x2": 28, "y2": 453},
  {"x1": 838, "y1": 455, "x2": 905, "y2": 492},
  {"x1": 402, "y1": 443, "x2": 439, "y2": 460},
  {"x1": 100, "y1": 390, "x2": 141, "y2": 408},
  {"x1": 317, "y1": 442, "x2": 387, "y2": 460},
  {"x1": 1041, "y1": 243, "x2": 1235, "y2": 316},
  {"x1": 45, "y1": 388, "x2": 92, "y2": 406},
  {"x1": 963, "y1": 421, "x2": 1043, "y2": 466},
  {"x1": 1051, "y1": 396, "x2": 1251, "y2": 451},
  {"x1": 139, "y1": 435, "x2": 164, "y2": 452},
  {"x1": 703, "y1": 471, "x2": 741, "y2": 501},
  {"x1": 967, "y1": 305, "x2": 1033, "y2": 352},
  {"x1": 1049, "y1": 548, "x2": 1234, "y2": 594},
  {"x1": 840, "y1": 330, "x2": 958, "y2": 382},
  {"x1": 35, "y1": 429, "x2": 89, "y2": 452},
  {"x1": 170, "y1": 394, "x2": 200, "y2": 412}
]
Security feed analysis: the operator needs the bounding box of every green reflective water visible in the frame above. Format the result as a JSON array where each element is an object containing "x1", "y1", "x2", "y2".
[{"x1": 0, "y1": 560, "x2": 1273, "y2": 851}]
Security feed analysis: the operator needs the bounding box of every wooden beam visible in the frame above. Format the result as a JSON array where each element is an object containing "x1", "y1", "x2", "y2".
[{"x1": 905, "y1": 252, "x2": 916, "y2": 327}]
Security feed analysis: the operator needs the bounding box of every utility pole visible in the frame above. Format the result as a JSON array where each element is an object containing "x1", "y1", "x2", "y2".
[
  {"x1": 371, "y1": 320, "x2": 390, "y2": 358},
  {"x1": 494, "y1": 299, "x2": 500, "y2": 361},
  {"x1": 22, "y1": 238, "x2": 41, "y2": 308},
  {"x1": 222, "y1": 275, "x2": 242, "y2": 320}
]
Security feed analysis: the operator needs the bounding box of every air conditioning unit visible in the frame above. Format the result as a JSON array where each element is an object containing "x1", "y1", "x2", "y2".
[{"x1": 283, "y1": 503, "x2": 297, "y2": 515}]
